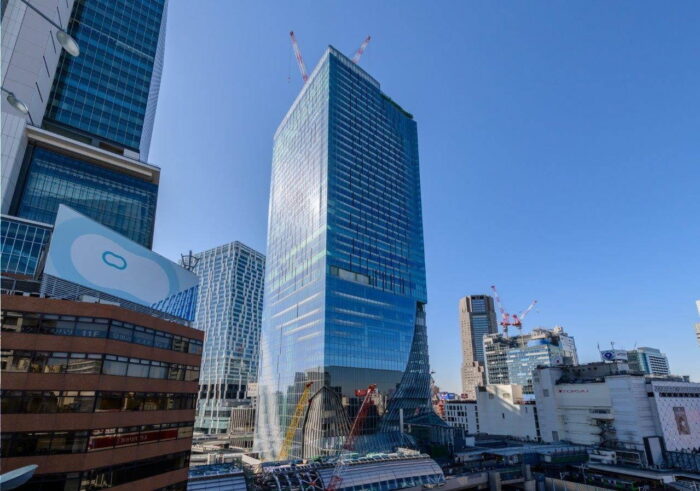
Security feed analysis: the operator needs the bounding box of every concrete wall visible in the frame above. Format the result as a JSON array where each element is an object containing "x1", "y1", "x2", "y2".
[
  {"x1": 477, "y1": 385, "x2": 539, "y2": 440},
  {"x1": 1, "y1": 0, "x2": 74, "y2": 212}
]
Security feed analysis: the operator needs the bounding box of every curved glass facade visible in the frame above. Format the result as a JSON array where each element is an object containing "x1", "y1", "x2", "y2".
[{"x1": 255, "y1": 47, "x2": 431, "y2": 460}]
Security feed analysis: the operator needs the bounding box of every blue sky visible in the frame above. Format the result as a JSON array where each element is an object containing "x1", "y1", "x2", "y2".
[{"x1": 150, "y1": 1, "x2": 700, "y2": 390}]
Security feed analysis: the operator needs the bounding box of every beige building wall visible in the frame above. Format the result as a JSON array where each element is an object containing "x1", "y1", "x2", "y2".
[{"x1": 459, "y1": 295, "x2": 498, "y2": 399}]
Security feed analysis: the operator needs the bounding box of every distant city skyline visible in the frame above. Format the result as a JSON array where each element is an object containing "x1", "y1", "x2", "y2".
[{"x1": 148, "y1": 2, "x2": 700, "y2": 389}]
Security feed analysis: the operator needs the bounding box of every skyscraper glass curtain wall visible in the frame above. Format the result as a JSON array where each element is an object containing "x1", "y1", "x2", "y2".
[
  {"x1": 44, "y1": 0, "x2": 167, "y2": 156},
  {"x1": 255, "y1": 47, "x2": 431, "y2": 460}
]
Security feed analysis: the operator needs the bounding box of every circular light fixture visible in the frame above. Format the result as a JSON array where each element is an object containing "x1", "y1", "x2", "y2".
[
  {"x1": 56, "y1": 30, "x2": 80, "y2": 57},
  {"x1": 5, "y1": 91, "x2": 29, "y2": 114}
]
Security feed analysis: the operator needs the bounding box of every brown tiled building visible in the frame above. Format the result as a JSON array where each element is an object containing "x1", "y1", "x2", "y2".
[{"x1": 1, "y1": 295, "x2": 204, "y2": 490}]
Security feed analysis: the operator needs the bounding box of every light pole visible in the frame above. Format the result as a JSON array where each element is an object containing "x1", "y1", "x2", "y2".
[
  {"x1": 2, "y1": 1, "x2": 81, "y2": 120},
  {"x1": 18, "y1": 0, "x2": 80, "y2": 57}
]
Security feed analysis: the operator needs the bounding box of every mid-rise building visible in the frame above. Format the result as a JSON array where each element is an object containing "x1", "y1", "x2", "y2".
[
  {"x1": 255, "y1": 46, "x2": 434, "y2": 460},
  {"x1": 1, "y1": 294, "x2": 202, "y2": 489},
  {"x1": 2, "y1": 0, "x2": 167, "y2": 279},
  {"x1": 190, "y1": 242, "x2": 265, "y2": 435},
  {"x1": 627, "y1": 347, "x2": 670, "y2": 376},
  {"x1": 534, "y1": 362, "x2": 700, "y2": 460},
  {"x1": 484, "y1": 326, "x2": 578, "y2": 393},
  {"x1": 459, "y1": 295, "x2": 498, "y2": 400}
]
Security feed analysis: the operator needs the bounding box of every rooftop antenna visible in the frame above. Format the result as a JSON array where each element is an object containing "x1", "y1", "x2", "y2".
[
  {"x1": 352, "y1": 35, "x2": 371, "y2": 64},
  {"x1": 181, "y1": 250, "x2": 199, "y2": 271},
  {"x1": 289, "y1": 31, "x2": 308, "y2": 83}
]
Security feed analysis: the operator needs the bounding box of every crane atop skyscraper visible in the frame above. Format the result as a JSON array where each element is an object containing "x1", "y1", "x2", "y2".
[
  {"x1": 289, "y1": 31, "x2": 309, "y2": 83},
  {"x1": 490, "y1": 285, "x2": 537, "y2": 337},
  {"x1": 352, "y1": 36, "x2": 371, "y2": 64},
  {"x1": 289, "y1": 32, "x2": 372, "y2": 83}
]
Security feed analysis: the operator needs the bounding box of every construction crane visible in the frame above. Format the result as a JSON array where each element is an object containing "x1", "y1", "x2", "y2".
[
  {"x1": 278, "y1": 381, "x2": 314, "y2": 460},
  {"x1": 352, "y1": 35, "x2": 371, "y2": 64},
  {"x1": 512, "y1": 300, "x2": 538, "y2": 336},
  {"x1": 326, "y1": 384, "x2": 377, "y2": 491},
  {"x1": 490, "y1": 285, "x2": 513, "y2": 337},
  {"x1": 289, "y1": 31, "x2": 308, "y2": 83},
  {"x1": 490, "y1": 285, "x2": 537, "y2": 338}
]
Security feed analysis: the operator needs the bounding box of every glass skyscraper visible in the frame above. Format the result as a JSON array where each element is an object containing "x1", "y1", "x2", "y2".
[
  {"x1": 255, "y1": 47, "x2": 432, "y2": 460},
  {"x1": 191, "y1": 242, "x2": 265, "y2": 435},
  {"x1": 44, "y1": 0, "x2": 167, "y2": 158},
  {"x1": 12, "y1": 146, "x2": 158, "y2": 247},
  {"x1": 2, "y1": 0, "x2": 167, "y2": 275}
]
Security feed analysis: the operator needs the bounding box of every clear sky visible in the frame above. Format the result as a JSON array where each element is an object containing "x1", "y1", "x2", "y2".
[{"x1": 149, "y1": 1, "x2": 700, "y2": 391}]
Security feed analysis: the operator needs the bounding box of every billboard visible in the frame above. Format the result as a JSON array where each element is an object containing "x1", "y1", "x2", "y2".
[
  {"x1": 673, "y1": 407, "x2": 691, "y2": 435},
  {"x1": 44, "y1": 205, "x2": 199, "y2": 321},
  {"x1": 600, "y1": 349, "x2": 628, "y2": 362}
]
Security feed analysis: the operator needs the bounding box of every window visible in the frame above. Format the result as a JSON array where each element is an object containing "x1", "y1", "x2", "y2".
[{"x1": 103, "y1": 355, "x2": 128, "y2": 376}]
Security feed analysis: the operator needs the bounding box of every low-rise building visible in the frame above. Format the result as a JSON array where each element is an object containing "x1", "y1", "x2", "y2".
[{"x1": 476, "y1": 385, "x2": 540, "y2": 441}]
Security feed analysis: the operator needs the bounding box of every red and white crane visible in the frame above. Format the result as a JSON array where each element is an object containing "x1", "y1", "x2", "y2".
[
  {"x1": 352, "y1": 36, "x2": 371, "y2": 64},
  {"x1": 289, "y1": 32, "x2": 372, "y2": 84},
  {"x1": 490, "y1": 285, "x2": 537, "y2": 337},
  {"x1": 326, "y1": 384, "x2": 377, "y2": 491},
  {"x1": 289, "y1": 31, "x2": 308, "y2": 83}
]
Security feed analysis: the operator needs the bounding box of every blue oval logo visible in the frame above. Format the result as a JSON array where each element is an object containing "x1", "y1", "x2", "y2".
[{"x1": 102, "y1": 251, "x2": 127, "y2": 270}]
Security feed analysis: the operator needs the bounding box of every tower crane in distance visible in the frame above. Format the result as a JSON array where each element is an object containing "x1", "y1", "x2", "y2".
[
  {"x1": 352, "y1": 36, "x2": 371, "y2": 64},
  {"x1": 278, "y1": 381, "x2": 314, "y2": 461},
  {"x1": 326, "y1": 384, "x2": 377, "y2": 491},
  {"x1": 289, "y1": 32, "x2": 372, "y2": 84},
  {"x1": 491, "y1": 285, "x2": 538, "y2": 338}
]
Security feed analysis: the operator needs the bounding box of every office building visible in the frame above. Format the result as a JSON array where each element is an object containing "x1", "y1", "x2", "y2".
[
  {"x1": 1, "y1": 0, "x2": 75, "y2": 214},
  {"x1": 534, "y1": 363, "x2": 700, "y2": 459},
  {"x1": 1, "y1": 0, "x2": 167, "y2": 278},
  {"x1": 459, "y1": 295, "x2": 498, "y2": 399},
  {"x1": 1, "y1": 294, "x2": 202, "y2": 489},
  {"x1": 627, "y1": 347, "x2": 670, "y2": 376},
  {"x1": 255, "y1": 46, "x2": 433, "y2": 460},
  {"x1": 484, "y1": 326, "x2": 578, "y2": 393},
  {"x1": 190, "y1": 242, "x2": 265, "y2": 435}
]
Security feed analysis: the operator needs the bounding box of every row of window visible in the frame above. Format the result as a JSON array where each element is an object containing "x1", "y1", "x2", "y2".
[
  {"x1": 1, "y1": 350, "x2": 200, "y2": 381},
  {"x1": 1, "y1": 389, "x2": 196, "y2": 414},
  {"x1": 16, "y1": 451, "x2": 189, "y2": 491},
  {"x1": 1, "y1": 422, "x2": 193, "y2": 458},
  {"x1": 2, "y1": 310, "x2": 203, "y2": 354}
]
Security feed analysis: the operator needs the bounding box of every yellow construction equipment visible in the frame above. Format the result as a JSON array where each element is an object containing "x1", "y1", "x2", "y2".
[{"x1": 278, "y1": 381, "x2": 314, "y2": 460}]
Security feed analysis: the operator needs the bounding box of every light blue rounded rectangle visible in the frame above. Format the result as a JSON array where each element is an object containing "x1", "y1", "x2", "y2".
[{"x1": 44, "y1": 205, "x2": 199, "y2": 321}]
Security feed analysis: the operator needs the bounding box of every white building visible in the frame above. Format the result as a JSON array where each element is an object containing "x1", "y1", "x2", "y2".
[
  {"x1": 534, "y1": 363, "x2": 700, "y2": 457},
  {"x1": 443, "y1": 398, "x2": 479, "y2": 436},
  {"x1": 443, "y1": 385, "x2": 540, "y2": 441},
  {"x1": 1, "y1": 0, "x2": 75, "y2": 213},
  {"x1": 191, "y1": 242, "x2": 265, "y2": 434}
]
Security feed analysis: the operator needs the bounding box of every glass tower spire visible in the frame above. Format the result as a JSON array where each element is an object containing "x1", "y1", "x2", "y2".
[{"x1": 255, "y1": 47, "x2": 432, "y2": 460}]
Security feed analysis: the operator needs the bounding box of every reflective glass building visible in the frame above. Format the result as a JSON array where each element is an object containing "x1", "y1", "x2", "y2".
[
  {"x1": 11, "y1": 145, "x2": 158, "y2": 248},
  {"x1": 460, "y1": 295, "x2": 498, "y2": 399},
  {"x1": 2, "y1": 0, "x2": 167, "y2": 276},
  {"x1": 255, "y1": 47, "x2": 432, "y2": 460},
  {"x1": 0, "y1": 216, "x2": 52, "y2": 277},
  {"x1": 44, "y1": 0, "x2": 167, "y2": 158},
  {"x1": 191, "y1": 242, "x2": 265, "y2": 435}
]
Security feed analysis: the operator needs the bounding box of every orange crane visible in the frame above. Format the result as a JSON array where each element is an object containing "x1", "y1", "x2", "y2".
[
  {"x1": 326, "y1": 384, "x2": 377, "y2": 491},
  {"x1": 278, "y1": 381, "x2": 314, "y2": 460}
]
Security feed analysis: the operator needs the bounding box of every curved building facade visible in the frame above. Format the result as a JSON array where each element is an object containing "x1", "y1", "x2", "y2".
[{"x1": 255, "y1": 47, "x2": 431, "y2": 460}]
